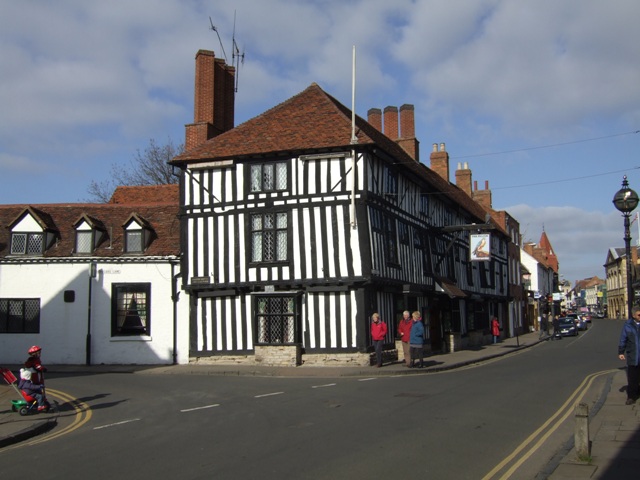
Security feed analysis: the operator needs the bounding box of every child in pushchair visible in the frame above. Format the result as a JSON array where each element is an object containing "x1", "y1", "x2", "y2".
[{"x1": 18, "y1": 367, "x2": 50, "y2": 413}]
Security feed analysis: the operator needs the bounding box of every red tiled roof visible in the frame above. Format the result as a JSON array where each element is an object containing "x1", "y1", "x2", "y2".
[
  {"x1": 173, "y1": 83, "x2": 493, "y2": 225},
  {"x1": 0, "y1": 186, "x2": 180, "y2": 259},
  {"x1": 109, "y1": 184, "x2": 178, "y2": 204}
]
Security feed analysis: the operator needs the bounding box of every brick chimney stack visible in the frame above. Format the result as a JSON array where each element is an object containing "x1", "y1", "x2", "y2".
[
  {"x1": 367, "y1": 108, "x2": 382, "y2": 131},
  {"x1": 397, "y1": 104, "x2": 419, "y2": 161},
  {"x1": 185, "y1": 50, "x2": 235, "y2": 151},
  {"x1": 455, "y1": 162, "x2": 472, "y2": 195},
  {"x1": 383, "y1": 106, "x2": 399, "y2": 139},
  {"x1": 430, "y1": 142, "x2": 449, "y2": 182},
  {"x1": 472, "y1": 180, "x2": 493, "y2": 209}
]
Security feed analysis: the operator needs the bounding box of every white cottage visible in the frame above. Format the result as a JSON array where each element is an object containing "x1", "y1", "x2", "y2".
[{"x1": 0, "y1": 185, "x2": 188, "y2": 365}]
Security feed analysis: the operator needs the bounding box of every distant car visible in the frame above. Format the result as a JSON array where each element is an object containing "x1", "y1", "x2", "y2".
[
  {"x1": 596, "y1": 311, "x2": 605, "y2": 319},
  {"x1": 566, "y1": 313, "x2": 588, "y2": 330},
  {"x1": 582, "y1": 313, "x2": 592, "y2": 323},
  {"x1": 558, "y1": 317, "x2": 578, "y2": 336}
]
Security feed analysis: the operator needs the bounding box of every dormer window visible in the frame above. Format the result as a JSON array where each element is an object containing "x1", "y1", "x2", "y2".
[
  {"x1": 8, "y1": 207, "x2": 56, "y2": 256},
  {"x1": 123, "y1": 213, "x2": 152, "y2": 253},
  {"x1": 74, "y1": 216, "x2": 105, "y2": 255},
  {"x1": 11, "y1": 233, "x2": 44, "y2": 255},
  {"x1": 126, "y1": 228, "x2": 143, "y2": 253}
]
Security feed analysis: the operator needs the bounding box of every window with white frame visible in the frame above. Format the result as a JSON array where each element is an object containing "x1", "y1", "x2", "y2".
[
  {"x1": 0, "y1": 299, "x2": 40, "y2": 333},
  {"x1": 112, "y1": 284, "x2": 150, "y2": 336},
  {"x1": 251, "y1": 212, "x2": 288, "y2": 263},
  {"x1": 250, "y1": 161, "x2": 288, "y2": 193}
]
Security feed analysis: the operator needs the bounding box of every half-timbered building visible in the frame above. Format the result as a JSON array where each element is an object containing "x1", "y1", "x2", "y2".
[{"x1": 172, "y1": 50, "x2": 510, "y2": 366}]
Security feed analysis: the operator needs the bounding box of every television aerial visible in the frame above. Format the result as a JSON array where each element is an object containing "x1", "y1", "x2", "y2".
[{"x1": 209, "y1": 13, "x2": 245, "y2": 92}]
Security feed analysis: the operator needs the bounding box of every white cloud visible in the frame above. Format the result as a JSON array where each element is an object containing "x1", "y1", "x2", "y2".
[{"x1": 507, "y1": 204, "x2": 624, "y2": 283}]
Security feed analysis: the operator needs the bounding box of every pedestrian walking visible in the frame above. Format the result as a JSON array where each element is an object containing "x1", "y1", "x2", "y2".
[
  {"x1": 409, "y1": 311, "x2": 425, "y2": 368},
  {"x1": 539, "y1": 314, "x2": 548, "y2": 339},
  {"x1": 551, "y1": 315, "x2": 560, "y2": 341},
  {"x1": 397, "y1": 310, "x2": 413, "y2": 367},
  {"x1": 491, "y1": 316, "x2": 500, "y2": 344},
  {"x1": 370, "y1": 313, "x2": 387, "y2": 368},
  {"x1": 618, "y1": 306, "x2": 640, "y2": 405}
]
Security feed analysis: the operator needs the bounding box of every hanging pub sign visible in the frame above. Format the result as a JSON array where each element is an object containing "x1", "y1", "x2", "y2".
[{"x1": 470, "y1": 233, "x2": 491, "y2": 261}]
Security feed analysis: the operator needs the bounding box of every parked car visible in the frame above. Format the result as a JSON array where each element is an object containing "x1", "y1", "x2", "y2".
[
  {"x1": 566, "y1": 313, "x2": 588, "y2": 331},
  {"x1": 558, "y1": 317, "x2": 578, "y2": 336}
]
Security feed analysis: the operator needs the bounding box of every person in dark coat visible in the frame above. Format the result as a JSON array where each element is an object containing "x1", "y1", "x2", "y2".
[
  {"x1": 539, "y1": 314, "x2": 549, "y2": 339},
  {"x1": 18, "y1": 368, "x2": 46, "y2": 410},
  {"x1": 618, "y1": 306, "x2": 640, "y2": 405},
  {"x1": 551, "y1": 315, "x2": 561, "y2": 341}
]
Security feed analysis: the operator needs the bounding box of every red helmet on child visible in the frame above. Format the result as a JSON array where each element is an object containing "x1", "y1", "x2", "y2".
[{"x1": 28, "y1": 345, "x2": 42, "y2": 355}]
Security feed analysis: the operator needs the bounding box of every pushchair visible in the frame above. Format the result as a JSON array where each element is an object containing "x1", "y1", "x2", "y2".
[{"x1": 1, "y1": 367, "x2": 51, "y2": 416}]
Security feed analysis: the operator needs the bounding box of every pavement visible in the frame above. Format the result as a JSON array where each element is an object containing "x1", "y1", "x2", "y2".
[{"x1": 1, "y1": 331, "x2": 639, "y2": 478}]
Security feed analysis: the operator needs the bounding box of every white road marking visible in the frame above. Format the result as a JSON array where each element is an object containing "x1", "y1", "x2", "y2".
[
  {"x1": 180, "y1": 404, "x2": 220, "y2": 412},
  {"x1": 255, "y1": 391, "x2": 284, "y2": 398},
  {"x1": 358, "y1": 378, "x2": 376, "y2": 382},
  {"x1": 93, "y1": 418, "x2": 141, "y2": 430},
  {"x1": 311, "y1": 383, "x2": 336, "y2": 389}
]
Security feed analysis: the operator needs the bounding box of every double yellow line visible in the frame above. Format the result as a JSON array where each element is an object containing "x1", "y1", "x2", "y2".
[
  {"x1": 20, "y1": 388, "x2": 92, "y2": 447},
  {"x1": 482, "y1": 369, "x2": 617, "y2": 480}
]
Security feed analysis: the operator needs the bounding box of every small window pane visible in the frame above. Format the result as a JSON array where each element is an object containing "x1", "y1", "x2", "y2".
[
  {"x1": 276, "y1": 231, "x2": 287, "y2": 261},
  {"x1": 275, "y1": 162, "x2": 287, "y2": 189},
  {"x1": 127, "y1": 231, "x2": 142, "y2": 252},
  {"x1": 27, "y1": 233, "x2": 43, "y2": 254},
  {"x1": 11, "y1": 234, "x2": 26, "y2": 254},
  {"x1": 252, "y1": 232, "x2": 263, "y2": 261},
  {"x1": 276, "y1": 213, "x2": 287, "y2": 228},
  {"x1": 250, "y1": 165, "x2": 261, "y2": 192},
  {"x1": 76, "y1": 231, "x2": 93, "y2": 253},
  {"x1": 263, "y1": 164, "x2": 274, "y2": 190}
]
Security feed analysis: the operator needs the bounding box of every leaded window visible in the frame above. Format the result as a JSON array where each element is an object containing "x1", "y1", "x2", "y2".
[
  {"x1": 125, "y1": 230, "x2": 143, "y2": 253},
  {"x1": 76, "y1": 231, "x2": 94, "y2": 254},
  {"x1": 384, "y1": 216, "x2": 398, "y2": 264},
  {"x1": 10, "y1": 233, "x2": 44, "y2": 255},
  {"x1": 0, "y1": 299, "x2": 40, "y2": 333},
  {"x1": 255, "y1": 295, "x2": 297, "y2": 344},
  {"x1": 251, "y1": 212, "x2": 288, "y2": 263},
  {"x1": 250, "y1": 162, "x2": 288, "y2": 192}
]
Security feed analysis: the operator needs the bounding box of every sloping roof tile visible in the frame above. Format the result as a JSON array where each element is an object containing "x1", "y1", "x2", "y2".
[{"x1": 173, "y1": 83, "x2": 494, "y2": 225}]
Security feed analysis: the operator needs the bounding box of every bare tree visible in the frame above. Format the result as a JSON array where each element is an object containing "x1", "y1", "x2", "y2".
[{"x1": 86, "y1": 137, "x2": 183, "y2": 202}]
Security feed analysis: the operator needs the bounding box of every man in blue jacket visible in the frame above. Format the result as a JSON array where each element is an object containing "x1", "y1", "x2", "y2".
[{"x1": 618, "y1": 306, "x2": 640, "y2": 405}]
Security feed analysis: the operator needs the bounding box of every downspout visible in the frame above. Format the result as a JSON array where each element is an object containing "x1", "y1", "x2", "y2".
[{"x1": 171, "y1": 260, "x2": 181, "y2": 365}]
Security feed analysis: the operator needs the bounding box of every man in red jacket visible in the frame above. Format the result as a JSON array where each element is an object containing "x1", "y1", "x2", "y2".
[
  {"x1": 397, "y1": 310, "x2": 413, "y2": 367},
  {"x1": 371, "y1": 313, "x2": 388, "y2": 367}
]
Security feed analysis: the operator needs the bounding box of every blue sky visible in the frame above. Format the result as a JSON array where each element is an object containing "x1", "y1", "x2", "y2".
[{"x1": 1, "y1": 0, "x2": 639, "y2": 285}]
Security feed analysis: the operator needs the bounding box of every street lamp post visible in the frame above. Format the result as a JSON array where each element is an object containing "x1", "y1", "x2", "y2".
[{"x1": 613, "y1": 175, "x2": 639, "y2": 319}]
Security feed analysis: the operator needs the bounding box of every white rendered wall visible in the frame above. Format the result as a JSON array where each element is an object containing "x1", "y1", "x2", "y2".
[{"x1": 0, "y1": 261, "x2": 188, "y2": 365}]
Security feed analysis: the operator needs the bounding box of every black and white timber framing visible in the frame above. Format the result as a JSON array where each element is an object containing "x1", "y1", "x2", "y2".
[{"x1": 173, "y1": 82, "x2": 509, "y2": 362}]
